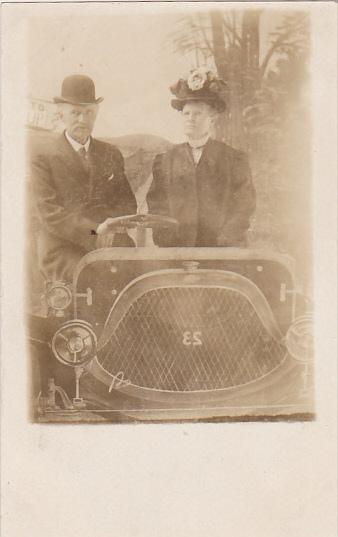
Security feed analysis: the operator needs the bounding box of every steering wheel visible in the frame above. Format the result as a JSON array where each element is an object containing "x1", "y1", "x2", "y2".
[{"x1": 103, "y1": 214, "x2": 178, "y2": 232}]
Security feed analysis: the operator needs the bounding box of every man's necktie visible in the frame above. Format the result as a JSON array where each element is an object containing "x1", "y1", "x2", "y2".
[{"x1": 78, "y1": 147, "x2": 90, "y2": 173}]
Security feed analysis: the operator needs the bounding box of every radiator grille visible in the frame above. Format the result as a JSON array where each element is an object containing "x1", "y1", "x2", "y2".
[{"x1": 98, "y1": 287, "x2": 285, "y2": 391}]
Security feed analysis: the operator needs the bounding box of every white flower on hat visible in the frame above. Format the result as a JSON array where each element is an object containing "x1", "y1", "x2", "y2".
[{"x1": 187, "y1": 67, "x2": 208, "y2": 91}]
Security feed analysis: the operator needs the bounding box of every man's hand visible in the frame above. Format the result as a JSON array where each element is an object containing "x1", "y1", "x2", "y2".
[
  {"x1": 96, "y1": 218, "x2": 126, "y2": 248},
  {"x1": 96, "y1": 218, "x2": 126, "y2": 236}
]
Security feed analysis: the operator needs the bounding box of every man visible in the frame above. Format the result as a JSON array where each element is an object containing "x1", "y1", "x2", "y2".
[
  {"x1": 147, "y1": 67, "x2": 256, "y2": 247},
  {"x1": 30, "y1": 74, "x2": 136, "y2": 282}
]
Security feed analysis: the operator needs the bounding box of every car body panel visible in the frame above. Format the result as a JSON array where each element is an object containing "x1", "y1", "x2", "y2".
[{"x1": 31, "y1": 247, "x2": 315, "y2": 422}]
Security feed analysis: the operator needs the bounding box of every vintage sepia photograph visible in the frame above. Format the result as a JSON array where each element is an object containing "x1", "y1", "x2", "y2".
[{"x1": 25, "y1": 4, "x2": 315, "y2": 423}]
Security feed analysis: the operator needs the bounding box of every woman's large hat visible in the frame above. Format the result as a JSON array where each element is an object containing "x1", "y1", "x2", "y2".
[
  {"x1": 170, "y1": 67, "x2": 226, "y2": 112},
  {"x1": 54, "y1": 74, "x2": 103, "y2": 105}
]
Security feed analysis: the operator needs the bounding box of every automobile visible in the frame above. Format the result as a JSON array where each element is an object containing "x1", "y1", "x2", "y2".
[{"x1": 28, "y1": 214, "x2": 315, "y2": 423}]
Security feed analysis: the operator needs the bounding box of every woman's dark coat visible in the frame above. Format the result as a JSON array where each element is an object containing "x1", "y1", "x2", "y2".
[{"x1": 146, "y1": 138, "x2": 256, "y2": 247}]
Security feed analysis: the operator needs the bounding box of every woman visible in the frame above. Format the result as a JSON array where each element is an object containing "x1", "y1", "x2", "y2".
[{"x1": 147, "y1": 67, "x2": 256, "y2": 247}]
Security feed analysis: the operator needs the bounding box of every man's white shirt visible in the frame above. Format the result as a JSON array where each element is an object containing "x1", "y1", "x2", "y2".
[{"x1": 65, "y1": 131, "x2": 90, "y2": 153}]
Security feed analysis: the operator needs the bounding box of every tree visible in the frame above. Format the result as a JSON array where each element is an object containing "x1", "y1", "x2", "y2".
[
  {"x1": 168, "y1": 10, "x2": 312, "y2": 290},
  {"x1": 169, "y1": 10, "x2": 309, "y2": 149},
  {"x1": 169, "y1": 9, "x2": 262, "y2": 147}
]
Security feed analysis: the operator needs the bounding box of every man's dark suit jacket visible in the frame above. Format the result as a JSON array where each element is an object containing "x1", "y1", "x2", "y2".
[
  {"x1": 147, "y1": 139, "x2": 256, "y2": 247},
  {"x1": 30, "y1": 132, "x2": 137, "y2": 281}
]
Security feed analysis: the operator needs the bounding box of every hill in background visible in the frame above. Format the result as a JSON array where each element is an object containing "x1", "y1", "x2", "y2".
[
  {"x1": 101, "y1": 133, "x2": 172, "y2": 156},
  {"x1": 27, "y1": 128, "x2": 171, "y2": 156}
]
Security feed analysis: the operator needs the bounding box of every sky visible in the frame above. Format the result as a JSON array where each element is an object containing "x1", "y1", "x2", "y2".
[
  {"x1": 27, "y1": 7, "x2": 283, "y2": 142},
  {"x1": 28, "y1": 12, "x2": 193, "y2": 141}
]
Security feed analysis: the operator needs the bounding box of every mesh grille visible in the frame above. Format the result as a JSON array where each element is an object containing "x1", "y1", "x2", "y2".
[{"x1": 98, "y1": 287, "x2": 285, "y2": 391}]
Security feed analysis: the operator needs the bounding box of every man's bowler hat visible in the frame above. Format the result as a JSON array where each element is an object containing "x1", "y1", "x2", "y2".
[{"x1": 54, "y1": 75, "x2": 103, "y2": 105}]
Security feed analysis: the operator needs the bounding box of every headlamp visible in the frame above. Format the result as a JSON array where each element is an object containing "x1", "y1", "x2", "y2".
[
  {"x1": 45, "y1": 282, "x2": 72, "y2": 315},
  {"x1": 285, "y1": 314, "x2": 314, "y2": 363}
]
